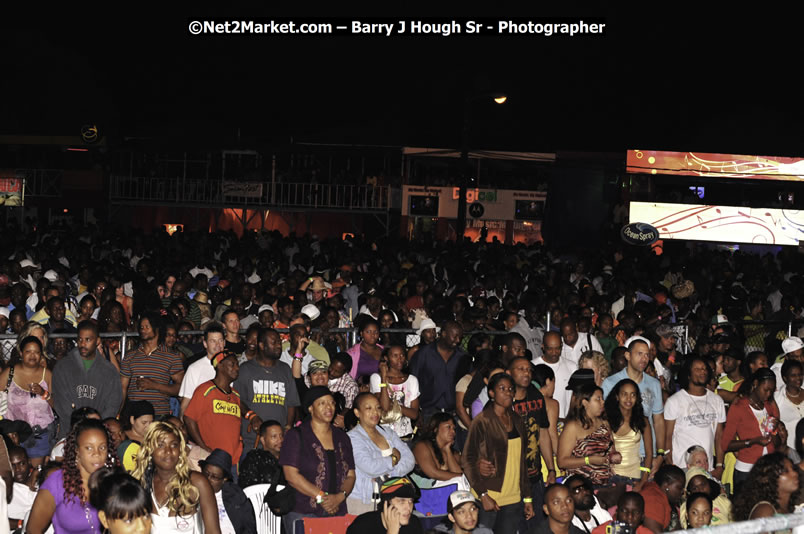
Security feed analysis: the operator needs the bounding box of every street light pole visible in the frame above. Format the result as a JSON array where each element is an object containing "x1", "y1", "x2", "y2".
[
  {"x1": 456, "y1": 100, "x2": 470, "y2": 243},
  {"x1": 456, "y1": 93, "x2": 506, "y2": 243}
]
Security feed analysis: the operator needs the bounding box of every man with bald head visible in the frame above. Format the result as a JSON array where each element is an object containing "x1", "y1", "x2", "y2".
[
  {"x1": 560, "y1": 318, "x2": 602, "y2": 366},
  {"x1": 532, "y1": 331, "x2": 576, "y2": 418},
  {"x1": 409, "y1": 320, "x2": 469, "y2": 426}
]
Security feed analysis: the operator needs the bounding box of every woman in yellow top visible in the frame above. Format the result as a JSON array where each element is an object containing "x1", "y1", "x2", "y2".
[
  {"x1": 680, "y1": 466, "x2": 732, "y2": 527},
  {"x1": 462, "y1": 373, "x2": 533, "y2": 532},
  {"x1": 604, "y1": 378, "x2": 652, "y2": 490}
]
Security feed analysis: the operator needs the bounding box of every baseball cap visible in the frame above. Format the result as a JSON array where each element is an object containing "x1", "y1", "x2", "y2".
[
  {"x1": 655, "y1": 324, "x2": 677, "y2": 339},
  {"x1": 782, "y1": 337, "x2": 804, "y2": 355},
  {"x1": 301, "y1": 304, "x2": 320, "y2": 321},
  {"x1": 308, "y1": 359, "x2": 329, "y2": 375},
  {"x1": 710, "y1": 314, "x2": 731, "y2": 326},
  {"x1": 624, "y1": 335, "x2": 651, "y2": 350},
  {"x1": 447, "y1": 490, "x2": 479, "y2": 514},
  {"x1": 211, "y1": 350, "x2": 238, "y2": 368}
]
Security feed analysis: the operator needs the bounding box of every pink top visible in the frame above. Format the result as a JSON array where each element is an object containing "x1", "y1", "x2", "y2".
[{"x1": 7, "y1": 368, "x2": 55, "y2": 429}]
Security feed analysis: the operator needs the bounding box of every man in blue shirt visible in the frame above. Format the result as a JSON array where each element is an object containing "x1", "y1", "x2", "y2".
[
  {"x1": 602, "y1": 336, "x2": 666, "y2": 474},
  {"x1": 409, "y1": 320, "x2": 469, "y2": 426}
]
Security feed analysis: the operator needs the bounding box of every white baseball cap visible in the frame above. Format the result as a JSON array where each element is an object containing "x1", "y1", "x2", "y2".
[
  {"x1": 447, "y1": 491, "x2": 479, "y2": 514},
  {"x1": 624, "y1": 335, "x2": 651, "y2": 350},
  {"x1": 782, "y1": 336, "x2": 804, "y2": 354},
  {"x1": 301, "y1": 304, "x2": 320, "y2": 321}
]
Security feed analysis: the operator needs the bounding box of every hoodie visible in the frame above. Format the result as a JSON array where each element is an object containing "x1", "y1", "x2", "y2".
[{"x1": 52, "y1": 347, "x2": 122, "y2": 438}]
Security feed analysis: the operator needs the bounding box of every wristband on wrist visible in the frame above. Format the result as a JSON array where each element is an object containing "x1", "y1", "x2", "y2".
[
  {"x1": 315, "y1": 491, "x2": 326, "y2": 504},
  {"x1": 657, "y1": 449, "x2": 666, "y2": 455},
  {"x1": 715, "y1": 463, "x2": 724, "y2": 467},
  {"x1": 584, "y1": 456, "x2": 590, "y2": 466},
  {"x1": 293, "y1": 353, "x2": 304, "y2": 359},
  {"x1": 523, "y1": 498, "x2": 533, "y2": 503},
  {"x1": 379, "y1": 383, "x2": 388, "y2": 388},
  {"x1": 41, "y1": 390, "x2": 51, "y2": 400},
  {"x1": 640, "y1": 467, "x2": 651, "y2": 473}
]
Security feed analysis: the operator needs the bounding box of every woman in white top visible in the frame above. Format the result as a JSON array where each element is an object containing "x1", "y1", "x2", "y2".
[
  {"x1": 774, "y1": 360, "x2": 804, "y2": 449},
  {"x1": 131, "y1": 421, "x2": 220, "y2": 534},
  {"x1": 369, "y1": 345, "x2": 420, "y2": 439}
]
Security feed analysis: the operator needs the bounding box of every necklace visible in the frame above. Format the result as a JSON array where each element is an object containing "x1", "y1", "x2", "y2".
[
  {"x1": 788, "y1": 388, "x2": 802, "y2": 399},
  {"x1": 84, "y1": 503, "x2": 97, "y2": 532}
]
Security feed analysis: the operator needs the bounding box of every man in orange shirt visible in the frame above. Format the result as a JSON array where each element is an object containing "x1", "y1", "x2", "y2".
[{"x1": 184, "y1": 350, "x2": 262, "y2": 476}]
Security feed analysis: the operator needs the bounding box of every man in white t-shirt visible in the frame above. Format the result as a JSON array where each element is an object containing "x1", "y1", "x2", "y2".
[
  {"x1": 772, "y1": 336, "x2": 804, "y2": 392},
  {"x1": 560, "y1": 318, "x2": 602, "y2": 365},
  {"x1": 532, "y1": 331, "x2": 576, "y2": 418},
  {"x1": 664, "y1": 356, "x2": 726, "y2": 479},
  {"x1": 179, "y1": 322, "x2": 226, "y2": 416}
]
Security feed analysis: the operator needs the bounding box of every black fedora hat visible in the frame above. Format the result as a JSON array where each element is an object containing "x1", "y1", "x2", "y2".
[{"x1": 200, "y1": 449, "x2": 233, "y2": 480}]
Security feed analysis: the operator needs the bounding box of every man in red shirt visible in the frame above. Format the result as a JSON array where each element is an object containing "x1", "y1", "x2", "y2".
[
  {"x1": 638, "y1": 465, "x2": 685, "y2": 533},
  {"x1": 184, "y1": 350, "x2": 262, "y2": 474}
]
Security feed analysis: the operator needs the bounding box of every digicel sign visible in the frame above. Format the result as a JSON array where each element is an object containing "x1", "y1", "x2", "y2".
[{"x1": 452, "y1": 188, "x2": 498, "y2": 203}]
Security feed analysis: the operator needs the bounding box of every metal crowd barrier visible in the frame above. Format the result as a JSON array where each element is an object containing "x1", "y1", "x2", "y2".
[
  {"x1": 675, "y1": 510, "x2": 804, "y2": 534},
  {"x1": 0, "y1": 328, "x2": 510, "y2": 362}
]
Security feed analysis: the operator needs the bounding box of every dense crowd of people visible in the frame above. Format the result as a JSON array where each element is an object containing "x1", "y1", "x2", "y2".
[{"x1": 1, "y1": 224, "x2": 804, "y2": 533}]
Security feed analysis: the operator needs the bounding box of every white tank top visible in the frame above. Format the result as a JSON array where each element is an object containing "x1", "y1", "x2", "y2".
[{"x1": 151, "y1": 491, "x2": 204, "y2": 534}]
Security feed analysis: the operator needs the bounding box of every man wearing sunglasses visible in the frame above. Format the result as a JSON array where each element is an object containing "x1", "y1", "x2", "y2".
[{"x1": 565, "y1": 475, "x2": 611, "y2": 534}]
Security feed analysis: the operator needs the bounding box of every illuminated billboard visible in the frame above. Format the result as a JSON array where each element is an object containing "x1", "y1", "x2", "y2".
[
  {"x1": 627, "y1": 150, "x2": 804, "y2": 181},
  {"x1": 629, "y1": 201, "x2": 804, "y2": 245},
  {"x1": 0, "y1": 173, "x2": 23, "y2": 206}
]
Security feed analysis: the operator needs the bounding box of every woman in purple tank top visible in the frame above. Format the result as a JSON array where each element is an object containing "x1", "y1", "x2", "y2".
[{"x1": 26, "y1": 418, "x2": 119, "y2": 534}]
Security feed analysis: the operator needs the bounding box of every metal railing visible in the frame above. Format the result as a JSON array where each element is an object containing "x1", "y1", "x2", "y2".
[
  {"x1": 676, "y1": 510, "x2": 804, "y2": 534},
  {"x1": 0, "y1": 327, "x2": 508, "y2": 362},
  {"x1": 16, "y1": 168, "x2": 64, "y2": 197},
  {"x1": 109, "y1": 176, "x2": 393, "y2": 212}
]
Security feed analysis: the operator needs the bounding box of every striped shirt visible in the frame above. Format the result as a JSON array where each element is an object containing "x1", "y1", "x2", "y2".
[{"x1": 121, "y1": 344, "x2": 184, "y2": 415}]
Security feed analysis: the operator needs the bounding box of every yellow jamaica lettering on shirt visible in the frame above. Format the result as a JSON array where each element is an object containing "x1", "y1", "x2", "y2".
[{"x1": 213, "y1": 400, "x2": 241, "y2": 417}]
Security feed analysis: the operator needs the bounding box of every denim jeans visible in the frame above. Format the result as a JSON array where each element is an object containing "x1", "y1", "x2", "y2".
[{"x1": 480, "y1": 500, "x2": 524, "y2": 534}]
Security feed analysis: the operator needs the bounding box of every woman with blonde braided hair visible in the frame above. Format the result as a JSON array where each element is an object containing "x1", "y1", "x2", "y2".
[{"x1": 131, "y1": 421, "x2": 220, "y2": 534}]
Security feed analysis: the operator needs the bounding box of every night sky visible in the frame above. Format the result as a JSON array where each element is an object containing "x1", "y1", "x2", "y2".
[{"x1": 3, "y1": 8, "x2": 802, "y2": 156}]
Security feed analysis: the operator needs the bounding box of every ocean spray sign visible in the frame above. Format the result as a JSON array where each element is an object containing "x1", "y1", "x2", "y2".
[{"x1": 621, "y1": 222, "x2": 659, "y2": 246}]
